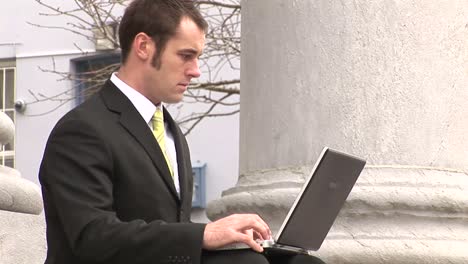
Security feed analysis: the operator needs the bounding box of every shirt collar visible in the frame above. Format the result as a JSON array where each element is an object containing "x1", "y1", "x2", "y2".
[{"x1": 110, "y1": 72, "x2": 160, "y2": 124}]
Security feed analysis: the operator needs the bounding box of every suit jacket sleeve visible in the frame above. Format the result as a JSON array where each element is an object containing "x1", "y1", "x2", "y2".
[{"x1": 40, "y1": 114, "x2": 206, "y2": 264}]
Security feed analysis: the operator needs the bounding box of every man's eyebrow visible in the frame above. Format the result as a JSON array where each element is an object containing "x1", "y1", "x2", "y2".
[{"x1": 179, "y1": 48, "x2": 202, "y2": 56}]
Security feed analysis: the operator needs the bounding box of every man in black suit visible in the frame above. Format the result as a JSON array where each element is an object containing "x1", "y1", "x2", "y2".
[{"x1": 39, "y1": 0, "x2": 325, "y2": 263}]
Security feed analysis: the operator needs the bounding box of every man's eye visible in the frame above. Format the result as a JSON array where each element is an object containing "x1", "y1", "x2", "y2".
[{"x1": 181, "y1": 54, "x2": 192, "y2": 60}]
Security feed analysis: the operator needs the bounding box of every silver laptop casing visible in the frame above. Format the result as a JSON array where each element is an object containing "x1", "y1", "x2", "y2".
[
  {"x1": 218, "y1": 147, "x2": 366, "y2": 255},
  {"x1": 267, "y1": 147, "x2": 366, "y2": 254}
]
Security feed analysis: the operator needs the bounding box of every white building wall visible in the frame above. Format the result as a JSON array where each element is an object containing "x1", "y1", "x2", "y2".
[{"x1": 1, "y1": 1, "x2": 239, "y2": 223}]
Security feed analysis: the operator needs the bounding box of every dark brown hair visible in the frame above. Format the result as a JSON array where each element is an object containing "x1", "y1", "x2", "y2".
[{"x1": 118, "y1": 0, "x2": 208, "y2": 67}]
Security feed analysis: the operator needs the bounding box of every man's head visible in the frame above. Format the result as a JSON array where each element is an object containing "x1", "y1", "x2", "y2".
[
  {"x1": 119, "y1": 0, "x2": 208, "y2": 67},
  {"x1": 117, "y1": 0, "x2": 208, "y2": 105}
]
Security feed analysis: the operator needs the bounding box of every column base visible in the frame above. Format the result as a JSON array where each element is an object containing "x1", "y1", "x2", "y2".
[{"x1": 207, "y1": 167, "x2": 468, "y2": 263}]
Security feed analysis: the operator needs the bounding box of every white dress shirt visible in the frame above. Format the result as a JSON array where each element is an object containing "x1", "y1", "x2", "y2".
[{"x1": 110, "y1": 73, "x2": 180, "y2": 195}]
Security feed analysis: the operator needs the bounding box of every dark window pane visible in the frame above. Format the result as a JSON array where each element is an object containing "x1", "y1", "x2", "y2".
[
  {"x1": 0, "y1": 70, "x2": 4, "y2": 109},
  {"x1": 73, "y1": 53, "x2": 120, "y2": 105},
  {"x1": 4, "y1": 157, "x2": 14, "y2": 168},
  {"x1": 4, "y1": 142, "x2": 13, "y2": 151},
  {"x1": 3, "y1": 111, "x2": 15, "y2": 151},
  {"x1": 5, "y1": 110, "x2": 15, "y2": 124},
  {"x1": 5, "y1": 69, "x2": 15, "y2": 109}
]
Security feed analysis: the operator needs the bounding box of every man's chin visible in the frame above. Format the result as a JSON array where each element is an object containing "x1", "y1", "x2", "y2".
[{"x1": 164, "y1": 94, "x2": 184, "y2": 104}]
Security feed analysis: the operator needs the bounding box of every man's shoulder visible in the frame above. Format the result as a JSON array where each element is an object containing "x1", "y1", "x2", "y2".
[
  {"x1": 59, "y1": 92, "x2": 105, "y2": 121},
  {"x1": 49, "y1": 88, "x2": 116, "y2": 137}
]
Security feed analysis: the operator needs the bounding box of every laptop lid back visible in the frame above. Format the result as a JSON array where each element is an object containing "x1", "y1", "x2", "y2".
[{"x1": 275, "y1": 147, "x2": 366, "y2": 251}]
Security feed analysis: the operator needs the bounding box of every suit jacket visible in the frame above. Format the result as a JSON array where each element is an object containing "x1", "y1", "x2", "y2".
[{"x1": 39, "y1": 80, "x2": 206, "y2": 264}]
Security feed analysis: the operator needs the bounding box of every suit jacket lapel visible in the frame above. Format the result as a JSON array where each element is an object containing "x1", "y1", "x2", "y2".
[
  {"x1": 99, "y1": 81, "x2": 179, "y2": 201},
  {"x1": 164, "y1": 108, "x2": 190, "y2": 204}
]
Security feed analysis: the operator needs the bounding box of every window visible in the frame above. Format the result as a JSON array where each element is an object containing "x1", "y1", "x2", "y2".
[
  {"x1": 0, "y1": 60, "x2": 16, "y2": 168},
  {"x1": 72, "y1": 52, "x2": 121, "y2": 104}
]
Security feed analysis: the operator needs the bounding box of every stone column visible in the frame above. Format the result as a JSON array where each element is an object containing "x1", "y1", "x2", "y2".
[{"x1": 207, "y1": 1, "x2": 468, "y2": 263}]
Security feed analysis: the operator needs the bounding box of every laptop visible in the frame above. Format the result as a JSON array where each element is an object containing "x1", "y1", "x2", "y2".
[{"x1": 223, "y1": 147, "x2": 366, "y2": 255}]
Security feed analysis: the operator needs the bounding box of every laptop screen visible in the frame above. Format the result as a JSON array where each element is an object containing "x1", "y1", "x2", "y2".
[{"x1": 275, "y1": 147, "x2": 366, "y2": 250}]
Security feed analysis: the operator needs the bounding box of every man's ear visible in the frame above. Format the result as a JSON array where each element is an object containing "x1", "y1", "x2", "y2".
[{"x1": 132, "y1": 33, "x2": 155, "y2": 61}]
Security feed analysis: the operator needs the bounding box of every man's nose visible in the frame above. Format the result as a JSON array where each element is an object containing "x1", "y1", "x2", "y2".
[{"x1": 187, "y1": 60, "x2": 201, "y2": 78}]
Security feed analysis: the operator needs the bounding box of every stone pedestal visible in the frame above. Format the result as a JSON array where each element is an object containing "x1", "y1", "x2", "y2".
[
  {"x1": 0, "y1": 111, "x2": 46, "y2": 263},
  {"x1": 0, "y1": 211, "x2": 46, "y2": 264},
  {"x1": 207, "y1": 1, "x2": 468, "y2": 263}
]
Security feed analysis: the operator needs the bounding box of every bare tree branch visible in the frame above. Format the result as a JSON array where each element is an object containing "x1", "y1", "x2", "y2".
[
  {"x1": 27, "y1": 22, "x2": 95, "y2": 42},
  {"x1": 178, "y1": 93, "x2": 237, "y2": 135},
  {"x1": 196, "y1": 1, "x2": 240, "y2": 9},
  {"x1": 28, "y1": 0, "x2": 241, "y2": 135}
]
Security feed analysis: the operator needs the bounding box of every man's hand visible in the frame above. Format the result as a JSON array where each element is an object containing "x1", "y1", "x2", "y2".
[{"x1": 202, "y1": 214, "x2": 272, "y2": 252}]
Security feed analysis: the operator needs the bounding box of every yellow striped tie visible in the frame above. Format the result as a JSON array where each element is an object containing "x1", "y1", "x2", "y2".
[{"x1": 152, "y1": 108, "x2": 174, "y2": 177}]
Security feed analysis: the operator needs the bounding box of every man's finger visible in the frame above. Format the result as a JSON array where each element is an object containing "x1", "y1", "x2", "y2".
[
  {"x1": 255, "y1": 215, "x2": 272, "y2": 239},
  {"x1": 252, "y1": 229, "x2": 263, "y2": 240},
  {"x1": 243, "y1": 228, "x2": 254, "y2": 238},
  {"x1": 235, "y1": 233, "x2": 264, "y2": 253},
  {"x1": 244, "y1": 215, "x2": 271, "y2": 240}
]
